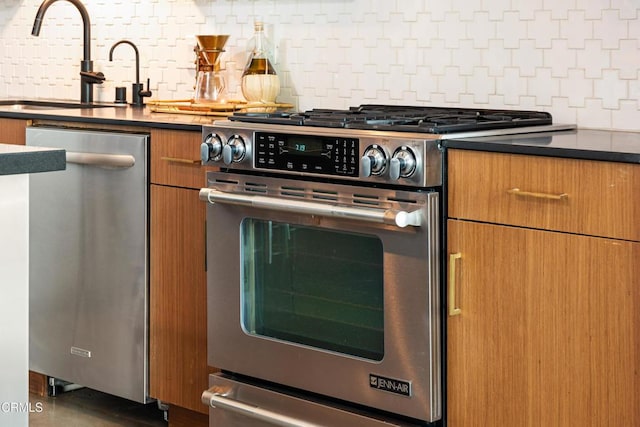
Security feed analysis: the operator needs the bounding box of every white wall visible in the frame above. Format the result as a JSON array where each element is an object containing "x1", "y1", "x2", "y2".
[
  {"x1": 0, "y1": 0, "x2": 638, "y2": 131},
  {"x1": 0, "y1": 173, "x2": 29, "y2": 427}
]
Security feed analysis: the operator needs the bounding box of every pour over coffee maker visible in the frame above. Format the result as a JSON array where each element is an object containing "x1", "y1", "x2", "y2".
[{"x1": 194, "y1": 35, "x2": 229, "y2": 103}]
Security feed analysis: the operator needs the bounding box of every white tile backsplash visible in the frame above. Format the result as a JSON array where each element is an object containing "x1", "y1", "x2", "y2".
[
  {"x1": 612, "y1": 39, "x2": 640, "y2": 80},
  {"x1": 527, "y1": 67, "x2": 556, "y2": 106},
  {"x1": 528, "y1": 11, "x2": 558, "y2": 49},
  {"x1": 595, "y1": 70, "x2": 628, "y2": 109},
  {"x1": 561, "y1": 68, "x2": 592, "y2": 108},
  {"x1": 511, "y1": 0, "x2": 544, "y2": 21},
  {"x1": 594, "y1": 9, "x2": 630, "y2": 49},
  {"x1": 577, "y1": 40, "x2": 610, "y2": 79},
  {"x1": 0, "y1": 0, "x2": 638, "y2": 131},
  {"x1": 562, "y1": 10, "x2": 593, "y2": 50}
]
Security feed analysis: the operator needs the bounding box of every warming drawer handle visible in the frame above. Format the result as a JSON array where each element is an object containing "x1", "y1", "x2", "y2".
[
  {"x1": 198, "y1": 188, "x2": 422, "y2": 228},
  {"x1": 507, "y1": 187, "x2": 568, "y2": 200},
  {"x1": 202, "y1": 388, "x2": 322, "y2": 427},
  {"x1": 66, "y1": 151, "x2": 135, "y2": 169}
]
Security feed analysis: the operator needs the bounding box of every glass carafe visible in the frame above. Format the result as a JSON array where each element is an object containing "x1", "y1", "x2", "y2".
[
  {"x1": 194, "y1": 70, "x2": 225, "y2": 103},
  {"x1": 241, "y1": 21, "x2": 280, "y2": 103}
]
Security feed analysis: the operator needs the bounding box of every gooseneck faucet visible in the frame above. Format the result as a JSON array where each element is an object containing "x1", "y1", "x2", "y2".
[
  {"x1": 109, "y1": 40, "x2": 152, "y2": 107},
  {"x1": 32, "y1": 0, "x2": 105, "y2": 103}
]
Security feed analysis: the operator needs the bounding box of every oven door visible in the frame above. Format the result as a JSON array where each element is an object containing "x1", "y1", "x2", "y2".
[{"x1": 200, "y1": 172, "x2": 440, "y2": 423}]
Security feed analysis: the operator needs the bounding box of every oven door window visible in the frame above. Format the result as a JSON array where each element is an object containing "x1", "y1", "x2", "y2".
[{"x1": 240, "y1": 219, "x2": 384, "y2": 361}]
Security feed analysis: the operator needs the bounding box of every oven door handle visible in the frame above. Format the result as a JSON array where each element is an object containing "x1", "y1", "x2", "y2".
[
  {"x1": 202, "y1": 388, "x2": 322, "y2": 427},
  {"x1": 199, "y1": 188, "x2": 422, "y2": 228}
]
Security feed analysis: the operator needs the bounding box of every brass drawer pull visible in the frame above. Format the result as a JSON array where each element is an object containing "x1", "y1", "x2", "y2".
[
  {"x1": 161, "y1": 156, "x2": 200, "y2": 164},
  {"x1": 507, "y1": 188, "x2": 568, "y2": 200},
  {"x1": 448, "y1": 253, "x2": 462, "y2": 316}
]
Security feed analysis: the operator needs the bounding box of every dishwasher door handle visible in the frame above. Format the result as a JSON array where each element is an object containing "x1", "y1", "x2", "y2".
[
  {"x1": 199, "y1": 187, "x2": 423, "y2": 228},
  {"x1": 66, "y1": 151, "x2": 136, "y2": 169},
  {"x1": 202, "y1": 388, "x2": 322, "y2": 427}
]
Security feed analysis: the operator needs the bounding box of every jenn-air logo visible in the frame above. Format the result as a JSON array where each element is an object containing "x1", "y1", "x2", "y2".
[{"x1": 369, "y1": 374, "x2": 411, "y2": 397}]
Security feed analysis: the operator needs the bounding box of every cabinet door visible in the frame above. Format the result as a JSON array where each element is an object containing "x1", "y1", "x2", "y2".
[
  {"x1": 150, "y1": 184, "x2": 210, "y2": 414},
  {"x1": 447, "y1": 220, "x2": 640, "y2": 427}
]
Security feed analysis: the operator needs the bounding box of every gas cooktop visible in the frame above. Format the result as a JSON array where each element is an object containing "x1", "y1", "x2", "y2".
[{"x1": 228, "y1": 104, "x2": 554, "y2": 134}]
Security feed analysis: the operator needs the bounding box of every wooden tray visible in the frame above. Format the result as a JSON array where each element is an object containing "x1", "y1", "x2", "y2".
[{"x1": 147, "y1": 99, "x2": 294, "y2": 117}]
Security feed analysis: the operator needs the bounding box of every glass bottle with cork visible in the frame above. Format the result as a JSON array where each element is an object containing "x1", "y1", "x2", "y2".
[{"x1": 241, "y1": 20, "x2": 280, "y2": 103}]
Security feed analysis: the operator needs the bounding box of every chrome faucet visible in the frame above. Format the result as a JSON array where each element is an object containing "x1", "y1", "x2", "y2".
[
  {"x1": 109, "y1": 40, "x2": 152, "y2": 107},
  {"x1": 32, "y1": 0, "x2": 105, "y2": 103}
]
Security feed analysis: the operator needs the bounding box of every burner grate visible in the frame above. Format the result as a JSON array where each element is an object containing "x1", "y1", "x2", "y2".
[{"x1": 229, "y1": 104, "x2": 553, "y2": 133}]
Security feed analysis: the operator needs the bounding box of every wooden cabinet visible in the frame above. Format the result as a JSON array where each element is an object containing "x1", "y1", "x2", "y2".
[
  {"x1": 149, "y1": 128, "x2": 213, "y2": 420},
  {"x1": 447, "y1": 149, "x2": 640, "y2": 427},
  {"x1": 150, "y1": 128, "x2": 208, "y2": 189},
  {"x1": 448, "y1": 150, "x2": 640, "y2": 241},
  {"x1": 0, "y1": 118, "x2": 30, "y2": 145}
]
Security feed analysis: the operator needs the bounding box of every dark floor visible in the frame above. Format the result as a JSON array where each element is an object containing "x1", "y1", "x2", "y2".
[{"x1": 29, "y1": 388, "x2": 167, "y2": 427}]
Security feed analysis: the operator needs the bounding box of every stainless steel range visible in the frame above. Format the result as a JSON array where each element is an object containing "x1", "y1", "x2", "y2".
[{"x1": 198, "y1": 105, "x2": 574, "y2": 426}]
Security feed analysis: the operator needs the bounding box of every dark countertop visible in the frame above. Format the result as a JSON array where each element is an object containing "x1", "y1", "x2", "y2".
[
  {"x1": 444, "y1": 128, "x2": 640, "y2": 164},
  {"x1": 0, "y1": 99, "x2": 214, "y2": 132},
  {"x1": 0, "y1": 143, "x2": 65, "y2": 175},
  {"x1": 1, "y1": 100, "x2": 638, "y2": 164}
]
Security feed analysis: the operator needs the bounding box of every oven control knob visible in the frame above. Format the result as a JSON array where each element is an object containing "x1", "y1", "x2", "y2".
[
  {"x1": 222, "y1": 135, "x2": 246, "y2": 165},
  {"x1": 390, "y1": 147, "x2": 417, "y2": 180},
  {"x1": 360, "y1": 145, "x2": 387, "y2": 177},
  {"x1": 201, "y1": 133, "x2": 223, "y2": 163}
]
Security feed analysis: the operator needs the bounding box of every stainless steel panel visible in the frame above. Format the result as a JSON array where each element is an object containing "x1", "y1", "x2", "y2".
[
  {"x1": 27, "y1": 127, "x2": 150, "y2": 403},
  {"x1": 204, "y1": 374, "x2": 423, "y2": 427},
  {"x1": 202, "y1": 172, "x2": 441, "y2": 422},
  {"x1": 202, "y1": 123, "x2": 443, "y2": 188}
]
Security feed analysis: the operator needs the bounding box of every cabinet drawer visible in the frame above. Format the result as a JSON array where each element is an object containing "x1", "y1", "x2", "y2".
[
  {"x1": 448, "y1": 149, "x2": 640, "y2": 241},
  {"x1": 151, "y1": 128, "x2": 213, "y2": 189},
  {"x1": 0, "y1": 118, "x2": 30, "y2": 145}
]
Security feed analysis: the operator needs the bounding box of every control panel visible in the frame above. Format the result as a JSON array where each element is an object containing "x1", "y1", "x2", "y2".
[
  {"x1": 255, "y1": 132, "x2": 359, "y2": 177},
  {"x1": 201, "y1": 124, "x2": 442, "y2": 188}
]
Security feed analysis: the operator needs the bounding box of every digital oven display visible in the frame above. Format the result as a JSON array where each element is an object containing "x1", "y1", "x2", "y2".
[
  {"x1": 254, "y1": 132, "x2": 359, "y2": 177},
  {"x1": 287, "y1": 139, "x2": 325, "y2": 157}
]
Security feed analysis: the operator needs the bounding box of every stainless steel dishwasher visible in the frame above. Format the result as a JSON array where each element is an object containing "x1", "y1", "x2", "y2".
[{"x1": 26, "y1": 126, "x2": 150, "y2": 403}]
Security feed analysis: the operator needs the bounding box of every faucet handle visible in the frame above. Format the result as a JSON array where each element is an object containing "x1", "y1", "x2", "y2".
[
  {"x1": 80, "y1": 71, "x2": 106, "y2": 84},
  {"x1": 132, "y1": 78, "x2": 152, "y2": 107},
  {"x1": 139, "y1": 78, "x2": 152, "y2": 98}
]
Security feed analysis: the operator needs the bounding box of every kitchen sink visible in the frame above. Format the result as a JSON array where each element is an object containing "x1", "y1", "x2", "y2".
[{"x1": 0, "y1": 100, "x2": 117, "y2": 110}]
